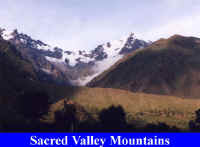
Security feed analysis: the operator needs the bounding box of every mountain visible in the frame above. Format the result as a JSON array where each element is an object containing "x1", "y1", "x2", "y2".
[
  {"x1": 1, "y1": 29, "x2": 200, "y2": 131},
  {"x1": 0, "y1": 37, "x2": 76, "y2": 103},
  {"x1": 0, "y1": 28, "x2": 150, "y2": 85},
  {"x1": 88, "y1": 35, "x2": 200, "y2": 99},
  {"x1": 0, "y1": 36, "x2": 81, "y2": 127},
  {"x1": 0, "y1": 29, "x2": 72, "y2": 86}
]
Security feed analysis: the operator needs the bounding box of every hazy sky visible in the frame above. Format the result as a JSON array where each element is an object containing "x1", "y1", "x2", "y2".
[{"x1": 1, "y1": 0, "x2": 200, "y2": 50}]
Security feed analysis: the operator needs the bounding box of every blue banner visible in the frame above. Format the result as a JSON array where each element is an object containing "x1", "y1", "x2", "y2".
[{"x1": 0, "y1": 133, "x2": 198, "y2": 147}]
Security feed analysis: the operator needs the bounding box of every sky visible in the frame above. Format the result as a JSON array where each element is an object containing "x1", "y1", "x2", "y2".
[{"x1": 1, "y1": 0, "x2": 200, "y2": 50}]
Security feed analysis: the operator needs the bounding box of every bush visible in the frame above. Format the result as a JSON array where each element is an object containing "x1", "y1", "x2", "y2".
[{"x1": 98, "y1": 105, "x2": 127, "y2": 131}]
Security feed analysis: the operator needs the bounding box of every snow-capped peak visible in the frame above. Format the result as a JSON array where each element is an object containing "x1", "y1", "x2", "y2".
[
  {"x1": 0, "y1": 28, "x2": 15, "y2": 40},
  {"x1": 0, "y1": 28, "x2": 56, "y2": 52},
  {"x1": 101, "y1": 33, "x2": 136, "y2": 57}
]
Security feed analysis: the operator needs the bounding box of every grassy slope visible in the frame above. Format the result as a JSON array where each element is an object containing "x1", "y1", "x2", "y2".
[
  {"x1": 88, "y1": 35, "x2": 200, "y2": 99},
  {"x1": 50, "y1": 87, "x2": 200, "y2": 130}
]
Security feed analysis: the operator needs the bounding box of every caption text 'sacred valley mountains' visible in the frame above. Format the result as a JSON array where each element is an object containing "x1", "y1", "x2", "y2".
[{"x1": 1, "y1": 27, "x2": 200, "y2": 132}]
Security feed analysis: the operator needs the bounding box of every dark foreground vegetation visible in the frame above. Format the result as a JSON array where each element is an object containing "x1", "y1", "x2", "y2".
[{"x1": 1, "y1": 91, "x2": 200, "y2": 132}]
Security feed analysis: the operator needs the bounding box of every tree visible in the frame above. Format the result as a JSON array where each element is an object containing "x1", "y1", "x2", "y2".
[
  {"x1": 189, "y1": 109, "x2": 200, "y2": 131},
  {"x1": 54, "y1": 100, "x2": 78, "y2": 132},
  {"x1": 18, "y1": 91, "x2": 50, "y2": 119}
]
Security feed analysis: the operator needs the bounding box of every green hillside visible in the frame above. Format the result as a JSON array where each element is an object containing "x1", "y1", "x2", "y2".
[{"x1": 88, "y1": 35, "x2": 200, "y2": 99}]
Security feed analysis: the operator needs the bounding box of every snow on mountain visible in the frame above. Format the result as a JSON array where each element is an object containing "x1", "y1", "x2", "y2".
[
  {"x1": 0, "y1": 28, "x2": 150, "y2": 85},
  {"x1": 36, "y1": 44, "x2": 54, "y2": 52},
  {"x1": 46, "y1": 51, "x2": 94, "y2": 66},
  {"x1": 1, "y1": 29, "x2": 14, "y2": 40},
  {"x1": 69, "y1": 33, "x2": 151, "y2": 85},
  {"x1": 1, "y1": 28, "x2": 55, "y2": 52},
  {"x1": 102, "y1": 37, "x2": 127, "y2": 57}
]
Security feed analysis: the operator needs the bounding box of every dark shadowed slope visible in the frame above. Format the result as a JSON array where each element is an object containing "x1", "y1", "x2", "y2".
[
  {"x1": 88, "y1": 35, "x2": 200, "y2": 98},
  {"x1": 0, "y1": 38, "x2": 37, "y2": 99},
  {"x1": 0, "y1": 38, "x2": 75, "y2": 105}
]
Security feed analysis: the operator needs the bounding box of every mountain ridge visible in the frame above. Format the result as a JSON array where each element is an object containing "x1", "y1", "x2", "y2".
[{"x1": 0, "y1": 28, "x2": 150, "y2": 85}]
